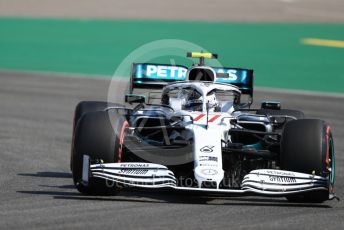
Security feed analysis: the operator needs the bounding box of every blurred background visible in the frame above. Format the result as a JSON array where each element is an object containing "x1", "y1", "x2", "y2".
[{"x1": 0, "y1": 0, "x2": 344, "y2": 93}]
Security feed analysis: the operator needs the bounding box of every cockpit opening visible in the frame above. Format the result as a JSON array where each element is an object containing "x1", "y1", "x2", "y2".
[
  {"x1": 161, "y1": 83, "x2": 240, "y2": 113},
  {"x1": 188, "y1": 68, "x2": 215, "y2": 82}
]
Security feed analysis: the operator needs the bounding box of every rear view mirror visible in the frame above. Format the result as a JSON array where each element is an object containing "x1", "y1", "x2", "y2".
[
  {"x1": 125, "y1": 94, "x2": 146, "y2": 104},
  {"x1": 216, "y1": 72, "x2": 229, "y2": 78},
  {"x1": 261, "y1": 101, "x2": 281, "y2": 110}
]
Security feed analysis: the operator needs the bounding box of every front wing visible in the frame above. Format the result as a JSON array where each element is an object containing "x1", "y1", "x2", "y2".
[{"x1": 82, "y1": 155, "x2": 330, "y2": 197}]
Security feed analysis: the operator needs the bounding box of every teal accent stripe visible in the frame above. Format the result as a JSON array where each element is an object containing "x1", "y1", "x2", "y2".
[{"x1": 243, "y1": 142, "x2": 264, "y2": 151}]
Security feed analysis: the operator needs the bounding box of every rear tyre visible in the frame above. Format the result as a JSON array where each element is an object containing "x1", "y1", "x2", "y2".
[
  {"x1": 70, "y1": 101, "x2": 124, "y2": 170},
  {"x1": 280, "y1": 119, "x2": 335, "y2": 203},
  {"x1": 72, "y1": 110, "x2": 128, "y2": 195},
  {"x1": 257, "y1": 109, "x2": 305, "y2": 119}
]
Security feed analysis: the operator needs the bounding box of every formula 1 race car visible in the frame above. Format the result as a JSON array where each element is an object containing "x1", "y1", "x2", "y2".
[{"x1": 71, "y1": 52, "x2": 336, "y2": 202}]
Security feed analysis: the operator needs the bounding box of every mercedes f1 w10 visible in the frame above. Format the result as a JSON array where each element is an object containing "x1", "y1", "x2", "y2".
[{"x1": 71, "y1": 52, "x2": 336, "y2": 202}]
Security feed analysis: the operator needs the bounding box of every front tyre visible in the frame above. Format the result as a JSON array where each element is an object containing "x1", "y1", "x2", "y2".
[
  {"x1": 70, "y1": 101, "x2": 124, "y2": 170},
  {"x1": 72, "y1": 110, "x2": 128, "y2": 195},
  {"x1": 280, "y1": 119, "x2": 335, "y2": 203}
]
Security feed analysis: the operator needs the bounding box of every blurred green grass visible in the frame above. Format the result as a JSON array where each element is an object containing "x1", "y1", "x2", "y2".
[{"x1": 0, "y1": 18, "x2": 343, "y2": 93}]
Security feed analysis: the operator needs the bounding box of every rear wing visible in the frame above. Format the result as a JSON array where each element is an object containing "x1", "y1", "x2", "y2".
[
  {"x1": 130, "y1": 63, "x2": 188, "y2": 92},
  {"x1": 130, "y1": 63, "x2": 254, "y2": 96},
  {"x1": 212, "y1": 67, "x2": 254, "y2": 96}
]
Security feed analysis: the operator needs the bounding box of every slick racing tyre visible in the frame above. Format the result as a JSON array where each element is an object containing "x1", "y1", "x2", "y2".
[
  {"x1": 280, "y1": 119, "x2": 335, "y2": 203},
  {"x1": 72, "y1": 110, "x2": 128, "y2": 195},
  {"x1": 257, "y1": 109, "x2": 305, "y2": 120},
  {"x1": 70, "y1": 101, "x2": 124, "y2": 170}
]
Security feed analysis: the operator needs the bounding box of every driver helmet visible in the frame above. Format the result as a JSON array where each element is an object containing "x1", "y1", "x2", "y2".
[
  {"x1": 179, "y1": 89, "x2": 203, "y2": 111},
  {"x1": 205, "y1": 92, "x2": 220, "y2": 112}
]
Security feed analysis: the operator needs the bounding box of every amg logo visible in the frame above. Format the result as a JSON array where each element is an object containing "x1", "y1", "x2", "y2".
[
  {"x1": 269, "y1": 176, "x2": 297, "y2": 183},
  {"x1": 119, "y1": 169, "x2": 149, "y2": 175}
]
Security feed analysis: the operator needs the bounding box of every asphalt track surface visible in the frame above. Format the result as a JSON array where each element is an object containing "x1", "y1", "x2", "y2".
[{"x1": 0, "y1": 71, "x2": 343, "y2": 229}]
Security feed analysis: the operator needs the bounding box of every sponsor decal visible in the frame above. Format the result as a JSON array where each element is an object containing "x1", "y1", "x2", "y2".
[
  {"x1": 120, "y1": 163, "x2": 150, "y2": 168},
  {"x1": 145, "y1": 65, "x2": 187, "y2": 79},
  {"x1": 199, "y1": 156, "x2": 218, "y2": 162},
  {"x1": 199, "y1": 156, "x2": 207, "y2": 161},
  {"x1": 201, "y1": 169, "x2": 218, "y2": 176},
  {"x1": 266, "y1": 170, "x2": 295, "y2": 177},
  {"x1": 200, "y1": 145, "x2": 215, "y2": 153},
  {"x1": 200, "y1": 163, "x2": 218, "y2": 167},
  {"x1": 119, "y1": 169, "x2": 149, "y2": 175},
  {"x1": 208, "y1": 157, "x2": 218, "y2": 162},
  {"x1": 269, "y1": 176, "x2": 297, "y2": 183}
]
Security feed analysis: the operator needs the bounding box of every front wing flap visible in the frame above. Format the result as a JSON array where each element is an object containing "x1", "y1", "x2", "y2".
[
  {"x1": 89, "y1": 161, "x2": 176, "y2": 188},
  {"x1": 241, "y1": 169, "x2": 329, "y2": 195}
]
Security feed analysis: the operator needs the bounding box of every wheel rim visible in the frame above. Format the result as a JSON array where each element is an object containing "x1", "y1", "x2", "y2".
[
  {"x1": 325, "y1": 126, "x2": 335, "y2": 194},
  {"x1": 329, "y1": 137, "x2": 335, "y2": 187}
]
